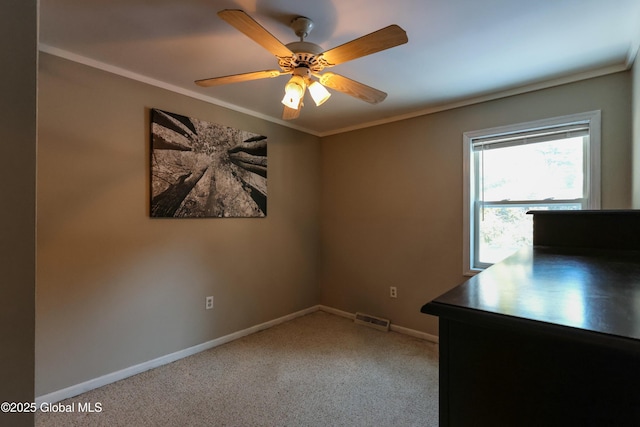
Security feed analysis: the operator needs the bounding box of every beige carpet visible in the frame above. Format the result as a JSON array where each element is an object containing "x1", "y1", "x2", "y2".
[{"x1": 36, "y1": 311, "x2": 439, "y2": 426}]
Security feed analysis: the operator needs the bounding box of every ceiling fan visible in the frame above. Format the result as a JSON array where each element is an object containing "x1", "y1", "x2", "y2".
[{"x1": 195, "y1": 9, "x2": 408, "y2": 120}]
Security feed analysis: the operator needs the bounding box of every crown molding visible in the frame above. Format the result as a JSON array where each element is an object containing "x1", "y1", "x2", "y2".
[
  {"x1": 40, "y1": 43, "x2": 631, "y2": 139},
  {"x1": 38, "y1": 43, "x2": 322, "y2": 137},
  {"x1": 318, "y1": 62, "x2": 629, "y2": 137}
]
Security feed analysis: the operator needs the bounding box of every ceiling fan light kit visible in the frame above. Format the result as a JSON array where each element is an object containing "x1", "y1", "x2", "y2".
[
  {"x1": 281, "y1": 66, "x2": 331, "y2": 109},
  {"x1": 196, "y1": 9, "x2": 408, "y2": 120}
]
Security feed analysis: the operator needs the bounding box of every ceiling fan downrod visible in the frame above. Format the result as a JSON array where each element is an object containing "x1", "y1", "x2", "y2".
[{"x1": 290, "y1": 16, "x2": 314, "y2": 41}]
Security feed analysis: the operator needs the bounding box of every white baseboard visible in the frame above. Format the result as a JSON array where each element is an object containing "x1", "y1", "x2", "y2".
[
  {"x1": 317, "y1": 305, "x2": 439, "y2": 343},
  {"x1": 36, "y1": 305, "x2": 320, "y2": 405},
  {"x1": 37, "y1": 304, "x2": 437, "y2": 405},
  {"x1": 318, "y1": 305, "x2": 356, "y2": 319},
  {"x1": 390, "y1": 323, "x2": 439, "y2": 343}
]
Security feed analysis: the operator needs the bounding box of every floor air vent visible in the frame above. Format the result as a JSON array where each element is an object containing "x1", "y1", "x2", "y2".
[{"x1": 354, "y1": 312, "x2": 390, "y2": 332}]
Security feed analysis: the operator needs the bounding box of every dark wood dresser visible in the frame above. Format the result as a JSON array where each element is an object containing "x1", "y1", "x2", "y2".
[{"x1": 421, "y1": 210, "x2": 640, "y2": 426}]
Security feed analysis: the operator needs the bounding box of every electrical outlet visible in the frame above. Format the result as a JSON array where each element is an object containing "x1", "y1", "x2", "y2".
[
  {"x1": 390, "y1": 286, "x2": 397, "y2": 298},
  {"x1": 206, "y1": 296, "x2": 214, "y2": 310}
]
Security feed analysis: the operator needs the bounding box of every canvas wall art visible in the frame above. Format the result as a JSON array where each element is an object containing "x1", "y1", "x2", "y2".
[{"x1": 150, "y1": 109, "x2": 267, "y2": 218}]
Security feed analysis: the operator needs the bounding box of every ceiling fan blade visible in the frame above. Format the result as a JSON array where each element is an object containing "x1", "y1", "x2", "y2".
[
  {"x1": 282, "y1": 104, "x2": 301, "y2": 120},
  {"x1": 319, "y1": 73, "x2": 387, "y2": 104},
  {"x1": 218, "y1": 9, "x2": 293, "y2": 59},
  {"x1": 195, "y1": 70, "x2": 285, "y2": 87},
  {"x1": 321, "y1": 25, "x2": 408, "y2": 66}
]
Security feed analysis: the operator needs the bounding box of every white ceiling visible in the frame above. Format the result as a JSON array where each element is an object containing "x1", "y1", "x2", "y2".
[{"x1": 39, "y1": 0, "x2": 640, "y2": 136}]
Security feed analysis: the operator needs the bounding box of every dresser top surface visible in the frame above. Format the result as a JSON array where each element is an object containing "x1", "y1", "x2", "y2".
[{"x1": 423, "y1": 246, "x2": 640, "y2": 340}]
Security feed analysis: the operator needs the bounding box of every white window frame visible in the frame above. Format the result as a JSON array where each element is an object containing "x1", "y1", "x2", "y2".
[{"x1": 463, "y1": 111, "x2": 601, "y2": 275}]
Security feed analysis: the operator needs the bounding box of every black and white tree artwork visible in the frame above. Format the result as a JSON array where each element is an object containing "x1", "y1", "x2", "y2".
[{"x1": 150, "y1": 109, "x2": 267, "y2": 218}]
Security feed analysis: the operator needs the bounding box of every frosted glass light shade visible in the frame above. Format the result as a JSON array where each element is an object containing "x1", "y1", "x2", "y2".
[
  {"x1": 308, "y1": 81, "x2": 331, "y2": 106},
  {"x1": 281, "y1": 75, "x2": 305, "y2": 109}
]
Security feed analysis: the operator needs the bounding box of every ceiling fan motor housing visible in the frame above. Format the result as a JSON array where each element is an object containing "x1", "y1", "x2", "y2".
[
  {"x1": 282, "y1": 41, "x2": 328, "y2": 72},
  {"x1": 279, "y1": 16, "x2": 330, "y2": 73}
]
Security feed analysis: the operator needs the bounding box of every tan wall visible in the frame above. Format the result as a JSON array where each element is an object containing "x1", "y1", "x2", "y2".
[
  {"x1": 0, "y1": 1, "x2": 37, "y2": 426},
  {"x1": 320, "y1": 72, "x2": 632, "y2": 336},
  {"x1": 37, "y1": 51, "x2": 634, "y2": 397},
  {"x1": 36, "y1": 53, "x2": 321, "y2": 396}
]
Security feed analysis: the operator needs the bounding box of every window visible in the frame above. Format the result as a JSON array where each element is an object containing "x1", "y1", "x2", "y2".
[{"x1": 463, "y1": 111, "x2": 601, "y2": 274}]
